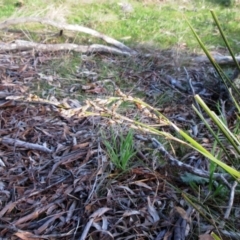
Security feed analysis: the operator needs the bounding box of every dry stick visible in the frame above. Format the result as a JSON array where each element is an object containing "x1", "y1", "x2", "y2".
[
  {"x1": 151, "y1": 138, "x2": 231, "y2": 182},
  {"x1": 217, "y1": 181, "x2": 239, "y2": 240},
  {"x1": 0, "y1": 17, "x2": 136, "y2": 54},
  {"x1": 73, "y1": 217, "x2": 81, "y2": 240},
  {"x1": 224, "y1": 180, "x2": 238, "y2": 219},
  {"x1": 0, "y1": 41, "x2": 132, "y2": 56},
  {"x1": 193, "y1": 55, "x2": 240, "y2": 64},
  {"x1": 0, "y1": 137, "x2": 52, "y2": 153}
]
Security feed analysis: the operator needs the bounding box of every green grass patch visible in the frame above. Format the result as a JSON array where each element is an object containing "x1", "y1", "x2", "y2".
[
  {"x1": 1, "y1": 0, "x2": 240, "y2": 52},
  {"x1": 102, "y1": 128, "x2": 136, "y2": 171},
  {"x1": 0, "y1": 0, "x2": 17, "y2": 18}
]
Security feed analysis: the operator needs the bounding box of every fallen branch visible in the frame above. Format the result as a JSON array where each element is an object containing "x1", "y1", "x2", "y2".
[
  {"x1": 0, "y1": 40, "x2": 132, "y2": 56},
  {"x1": 0, "y1": 17, "x2": 136, "y2": 54},
  {"x1": 192, "y1": 55, "x2": 240, "y2": 64},
  {"x1": 0, "y1": 137, "x2": 53, "y2": 153}
]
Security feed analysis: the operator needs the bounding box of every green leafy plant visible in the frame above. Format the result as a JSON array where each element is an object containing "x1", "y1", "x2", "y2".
[
  {"x1": 176, "y1": 11, "x2": 240, "y2": 179},
  {"x1": 103, "y1": 129, "x2": 136, "y2": 171}
]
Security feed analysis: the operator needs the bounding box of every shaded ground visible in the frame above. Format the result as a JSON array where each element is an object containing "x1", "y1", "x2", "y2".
[{"x1": 0, "y1": 46, "x2": 239, "y2": 240}]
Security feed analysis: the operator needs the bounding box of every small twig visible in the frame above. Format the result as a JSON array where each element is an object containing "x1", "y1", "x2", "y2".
[
  {"x1": 151, "y1": 138, "x2": 230, "y2": 181},
  {"x1": 220, "y1": 175, "x2": 232, "y2": 189},
  {"x1": 220, "y1": 100, "x2": 228, "y2": 124},
  {"x1": 224, "y1": 180, "x2": 238, "y2": 219},
  {"x1": 193, "y1": 55, "x2": 240, "y2": 64},
  {"x1": 73, "y1": 217, "x2": 81, "y2": 240},
  {"x1": 0, "y1": 137, "x2": 53, "y2": 153},
  {"x1": 218, "y1": 181, "x2": 238, "y2": 240}
]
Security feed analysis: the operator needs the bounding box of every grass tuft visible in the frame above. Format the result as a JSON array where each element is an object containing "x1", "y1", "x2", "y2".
[{"x1": 102, "y1": 128, "x2": 136, "y2": 171}]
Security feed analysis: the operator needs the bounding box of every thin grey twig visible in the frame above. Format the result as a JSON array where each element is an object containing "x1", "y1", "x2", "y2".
[
  {"x1": 220, "y1": 175, "x2": 232, "y2": 189},
  {"x1": 151, "y1": 138, "x2": 230, "y2": 182},
  {"x1": 224, "y1": 181, "x2": 238, "y2": 219},
  {"x1": 73, "y1": 217, "x2": 81, "y2": 240},
  {"x1": 1, "y1": 137, "x2": 53, "y2": 153}
]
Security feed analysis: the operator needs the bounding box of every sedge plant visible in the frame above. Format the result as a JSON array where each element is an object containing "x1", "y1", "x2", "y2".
[
  {"x1": 102, "y1": 129, "x2": 136, "y2": 171},
  {"x1": 185, "y1": 10, "x2": 240, "y2": 178}
]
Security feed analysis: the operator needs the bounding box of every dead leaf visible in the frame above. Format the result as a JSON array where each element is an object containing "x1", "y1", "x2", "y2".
[
  {"x1": 175, "y1": 206, "x2": 190, "y2": 222},
  {"x1": 123, "y1": 210, "x2": 141, "y2": 217},
  {"x1": 14, "y1": 231, "x2": 40, "y2": 240},
  {"x1": 85, "y1": 86, "x2": 106, "y2": 94},
  {"x1": 132, "y1": 181, "x2": 152, "y2": 190},
  {"x1": 81, "y1": 83, "x2": 96, "y2": 90},
  {"x1": 147, "y1": 196, "x2": 160, "y2": 222},
  {"x1": 199, "y1": 234, "x2": 214, "y2": 240},
  {"x1": 18, "y1": 64, "x2": 28, "y2": 73},
  {"x1": 90, "y1": 207, "x2": 112, "y2": 219}
]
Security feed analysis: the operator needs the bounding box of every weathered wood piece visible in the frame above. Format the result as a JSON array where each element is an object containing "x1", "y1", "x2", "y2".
[{"x1": 0, "y1": 17, "x2": 136, "y2": 55}]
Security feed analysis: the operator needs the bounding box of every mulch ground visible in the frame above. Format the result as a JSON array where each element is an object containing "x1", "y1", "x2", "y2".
[{"x1": 0, "y1": 50, "x2": 238, "y2": 240}]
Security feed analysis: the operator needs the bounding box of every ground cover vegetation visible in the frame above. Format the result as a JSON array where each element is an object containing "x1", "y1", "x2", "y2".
[{"x1": 0, "y1": 0, "x2": 240, "y2": 239}]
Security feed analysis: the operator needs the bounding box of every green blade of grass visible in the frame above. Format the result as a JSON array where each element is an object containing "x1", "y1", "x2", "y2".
[
  {"x1": 171, "y1": 123, "x2": 240, "y2": 179},
  {"x1": 229, "y1": 88, "x2": 240, "y2": 113},
  {"x1": 192, "y1": 104, "x2": 232, "y2": 163},
  {"x1": 186, "y1": 17, "x2": 239, "y2": 94},
  {"x1": 93, "y1": 95, "x2": 240, "y2": 178},
  {"x1": 210, "y1": 10, "x2": 240, "y2": 72},
  {"x1": 195, "y1": 95, "x2": 240, "y2": 155}
]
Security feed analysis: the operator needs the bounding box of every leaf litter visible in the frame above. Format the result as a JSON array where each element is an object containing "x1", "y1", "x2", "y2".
[{"x1": 0, "y1": 48, "x2": 239, "y2": 240}]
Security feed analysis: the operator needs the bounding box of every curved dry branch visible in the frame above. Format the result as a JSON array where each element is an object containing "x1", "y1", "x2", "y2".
[
  {"x1": 0, "y1": 17, "x2": 136, "y2": 54},
  {"x1": 0, "y1": 40, "x2": 132, "y2": 55}
]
